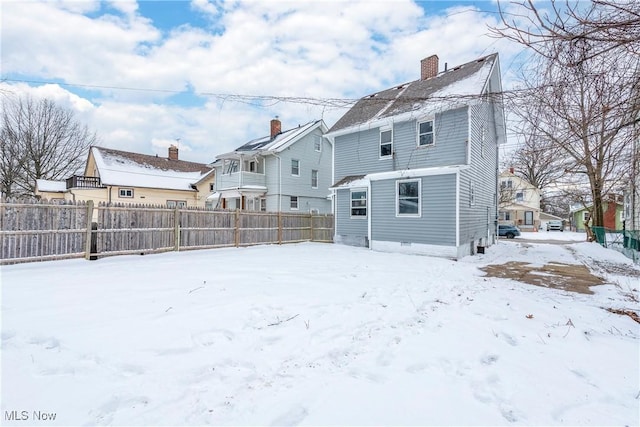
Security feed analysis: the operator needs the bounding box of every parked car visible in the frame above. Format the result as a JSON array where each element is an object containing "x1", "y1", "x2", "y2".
[
  {"x1": 498, "y1": 225, "x2": 521, "y2": 239},
  {"x1": 546, "y1": 220, "x2": 564, "y2": 231}
]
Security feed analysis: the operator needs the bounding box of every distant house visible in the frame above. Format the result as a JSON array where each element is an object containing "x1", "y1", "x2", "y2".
[
  {"x1": 212, "y1": 118, "x2": 332, "y2": 213},
  {"x1": 325, "y1": 53, "x2": 506, "y2": 259},
  {"x1": 570, "y1": 195, "x2": 624, "y2": 231},
  {"x1": 35, "y1": 145, "x2": 215, "y2": 208},
  {"x1": 624, "y1": 136, "x2": 639, "y2": 230},
  {"x1": 498, "y1": 169, "x2": 541, "y2": 231}
]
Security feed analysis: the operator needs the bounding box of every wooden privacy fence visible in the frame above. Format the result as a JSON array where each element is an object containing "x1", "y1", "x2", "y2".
[{"x1": 1, "y1": 198, "x2": 334, "y2": 265}]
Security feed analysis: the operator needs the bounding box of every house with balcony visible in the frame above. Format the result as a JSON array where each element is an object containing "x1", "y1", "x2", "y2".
[
  {"x1": 211, "y1": 118, "x2": 331, "y2": 213},
  {"x1": 35, "y1": 145, "x2": 215, "y2": 208},
  {"x1": 498, "y1": 169, "x2": 541, "y2": 231},
  {"x1": 325, "y1": 53, "x2": 505, "y2": 259}
]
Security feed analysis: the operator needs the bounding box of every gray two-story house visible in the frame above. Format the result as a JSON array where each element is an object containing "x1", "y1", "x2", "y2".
[
  {"x1": 325, "y1": 53, "x2": 506, "y2": 259},
  {"x1": 212, "y1": 118, "x2": 332, "y2": 213}
]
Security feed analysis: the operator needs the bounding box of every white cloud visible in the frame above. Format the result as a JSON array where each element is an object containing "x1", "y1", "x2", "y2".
[{"x1": 1, "y1": 0, "x2": 524, "y2": 164}]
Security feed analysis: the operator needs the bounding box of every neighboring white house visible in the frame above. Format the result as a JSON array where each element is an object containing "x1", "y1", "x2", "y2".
[
  {"x1": 212, "y1": 118, "x2": 332, "y2": 213},
  {"x1": 325, "y1": 53, "x2": 506, "y2": 259},
  {"x1": 499, "y1": 169, "x2": 541, "y2": 231}
]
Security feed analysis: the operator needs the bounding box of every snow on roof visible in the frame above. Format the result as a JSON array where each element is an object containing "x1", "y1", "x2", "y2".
[
  {"x1": 331, "y1": 175, "x2": 368, "y2": 189},
  {"x1": 217, "y1": 120, "x2": 324, "y2": 159},
  {"x1": 36, "y1": 179, "x2": 66, "y2": 193},
  {"x1": 92, "y1": 147, "x2": 213, "y2": 191},
  {"x1": 327, "y1": 54, "x2": 498, "y2": 135}
]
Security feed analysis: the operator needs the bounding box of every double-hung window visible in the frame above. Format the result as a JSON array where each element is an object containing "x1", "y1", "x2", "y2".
[
  {"x1": 397, "y1": 179, "x2": 421, "y2": 216},
  {"x1": 350, "y1": 190, "x2": 367, "y2": 217},
  {"x1": 291, "y1": 159, "x2": 300, "y2": 176},
  {"x1": 290, "y1": 196, "x2": 299, "y2": 210},
  {"x1": 314, "y1": 136, "x2": 322, "y2": 152},
  {"x1": 119, "y1": 188, "x2": 133, "y2": 198},
  {"x1": 311, "y1": 170, "x2": 318, "y2": 188},
  {"x1": 418, "y1": 119, "x2": 434, "y2": 146},
  {"x1": 380, "y1": 128, "x2": 393, "y2": 158}
]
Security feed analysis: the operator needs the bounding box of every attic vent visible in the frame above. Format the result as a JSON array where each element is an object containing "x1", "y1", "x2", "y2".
[{"x1": 396, "y1": 84, "x2": 406, "y2": 90}]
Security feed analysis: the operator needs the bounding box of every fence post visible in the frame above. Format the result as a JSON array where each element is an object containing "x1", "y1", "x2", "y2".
[
  {"x1": 278, "y1": 211, "x2": 282, "y2": 244},
  {"x1": 234, "y1": 209, "x2": 240, "y2": 247},
  {"x1": 84, "y1": 200, "x2": 95, "y2": 260},
  {"x1": 174, "y1": 205, "x2": 180, "y2": 251},
  {"x1": 310, "y1": 213, "x2": 314, "y2": 242}
]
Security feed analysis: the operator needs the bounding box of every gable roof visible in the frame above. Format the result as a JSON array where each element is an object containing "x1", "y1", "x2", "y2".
[
  {"x1": 327, "y1": 53, "x2": 499, "y2": 136},
  {"x1": 217, "y1": 120, "x2": 326, "y2": 159},
  {"x1": 90, "y1": 146, "x2": 214, "y2": 191}
]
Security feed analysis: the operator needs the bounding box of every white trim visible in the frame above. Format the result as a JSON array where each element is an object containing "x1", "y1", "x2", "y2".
[
  {"x1": 367, "y1": 179, "x2": 372, "y2": 248},
  {"x1": 379, "y1": 127, "x2": 393, "y2": 160},
  {"x1": 416, "y1": 117, "x2": 435, "y2": 147},
  {"x1": 371, "y1": 240, "x2": 457, "y2": 259},
  {"x1": 455, "y1": 173, "x2": 460, "y2": 248},
  {"x1": 396, "y1": 179, "x2": 421, "y2": 217},
  {"x1": 290, "y1": 195, "x2": 299, "y2": 210},
  {"x1": 467, "y1": 106, "x2": 472, "y2": 165},
  {"x1": 368, "y1": 165, "x2": 465, "y2": 182},
  {"x1": 349, "y1": 188, "x2": 368, "y2": 219}
]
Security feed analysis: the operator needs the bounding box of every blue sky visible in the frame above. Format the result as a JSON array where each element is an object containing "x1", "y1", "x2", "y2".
[{"x1": 1, "y1": 0, "x2": 524, "y2": 162}]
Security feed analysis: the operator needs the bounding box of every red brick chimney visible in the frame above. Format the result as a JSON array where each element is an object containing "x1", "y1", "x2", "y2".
[
  {"x1": 168, "y1": 144, "x2": 178, "y2": 160},
  {"x1": 270, "y1": 117, "x2": 282, "y2": 138},
  {"x1": 421, "y1": 55, "x2": 439, "y2": 80},
  {"x1": 509, "y1": 167, "x2": 514, "y2": 174}
]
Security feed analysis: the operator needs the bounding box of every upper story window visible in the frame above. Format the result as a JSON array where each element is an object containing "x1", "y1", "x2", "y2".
[
  {"x1": 351, "y1": 190, "x2": 367, "y2": 217},
  {"x1": 418, "y1": 119, "x2": 434, "y2": 146},
  {"x1": 311, "y1": 170, "x2": 318, "y2": 188},
  {"x1": 515, "y1": 191, "x2": 524, "y2": 202},
  {"x1": 397, "y1": 179, "x2": 421, "y2": 217},
  {"x1": 291, "y1": 159, "x2": 300, "y2": 176},
  {"x1": 244, "y1": 158, "x2": 262, "y2": 173},
  {"x1": 380, "y1": 128, "x2": 393, "y2": 158},
  {"x1": 209, "y1": 182, "x2": 215, "y2": 192},
  {"x1": 119, "y1": 188, "x2": 133, "y2": 198},
  {"x1": 314, "y1": 135, "x2": 322, "y2": 152},
  {"x1": 224, "y1": 159, "x2": 239, "y2": 174}
]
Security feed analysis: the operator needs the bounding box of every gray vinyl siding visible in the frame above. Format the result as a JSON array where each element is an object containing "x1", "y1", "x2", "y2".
[
  {"x1": 459, "y1": 100, "x2": 499, "y2": 246},
  {"x1": 334, "y1": 107, "x2": 468, "y2": 183},
  {"x1": 335, "y1": 188, "x2": 368, "y2": 245},
  {"x1": 371, "y1": 174, "x2": 456, "y2": 246},
  {"x1": 395, "y1": 107, "x2": 468, "y2": 170},
  {"x1": 334, "y1": 128, "x2": 391, "y2": 181},
  {"x1": 263, "y1": 129, "x2": 332, "y2": 213}
]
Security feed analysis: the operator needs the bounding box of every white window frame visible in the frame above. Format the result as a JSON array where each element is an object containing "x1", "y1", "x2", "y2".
[
  {"x1": 311, "y1": 169, "x2": 318, "y2": 189},
  {"x1": 119, "y1": 188, "x2": 133, "y2": 198},
  {"x1": 314, "y1": 135, "x2": 322, "y2": 152},
  {"x1": 582, "y1": 211, "x2": 590, "y2": 222},
  {"x1": 379, "y1": 128, "x2": 393, "y2": 159},
  {"x1": 417, "y1": 118, "x2": 435, "y2": 147},
  {"x1": 167, "y1": 200, "x2": 187, "y2": 208},
  {"x1": 515, "y1": 191, "x2": 524, "y2": 202},
  {"x1": 396, "y1": 179, "x2": 421, "y2": 217},
  {"x1": 290, "y1": 196, "x2": 299, "y2": 210},
  {"x1": 291, "y1": 159, "x2": 300, "y2": 176},
  {"x1": 350, "y1": 189, "x2": 367, "y2": 218}
]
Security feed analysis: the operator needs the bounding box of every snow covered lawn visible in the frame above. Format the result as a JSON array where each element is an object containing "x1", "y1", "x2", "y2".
[{"x1": 2, "y1": 241, "x2": 639, "y2": 426}]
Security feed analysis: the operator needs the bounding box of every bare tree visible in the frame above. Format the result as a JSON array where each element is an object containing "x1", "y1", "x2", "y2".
[
  {"x1": 0, "y1": 95, "x2": 97, "y2": 197},
  {"x1": 492, "y1": 0, "x2": 639, "y2": 228}
]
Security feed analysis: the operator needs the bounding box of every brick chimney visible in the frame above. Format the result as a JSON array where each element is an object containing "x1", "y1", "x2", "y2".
[
  {"x1": 270, "y1": 117, "x2": 282, "y2": 139},
  {"x1": 509, "y1": 167, "x2": 514, "y2": 174},
  {"x1": 168, "y1": 144, "x2": 178, "y2": 160},
  {"x1": 421, "y1": 54, "x2": 439, "y2": 80}
]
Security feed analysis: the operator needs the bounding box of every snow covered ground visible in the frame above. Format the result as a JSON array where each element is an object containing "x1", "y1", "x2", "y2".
[{"x1": 1, "y1": 241, "x2": 639, "y2": 426}]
